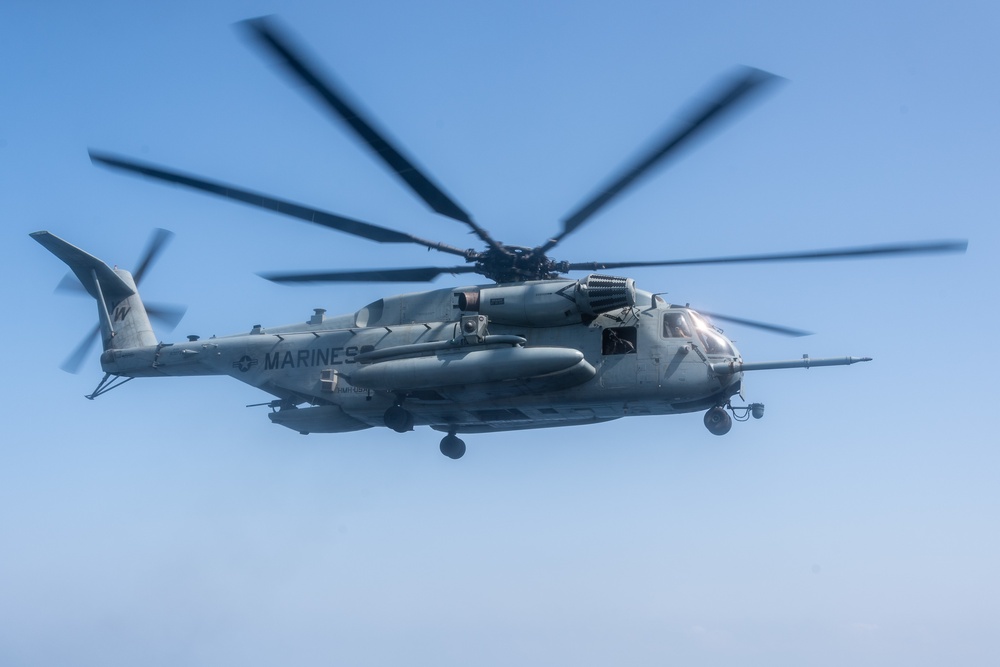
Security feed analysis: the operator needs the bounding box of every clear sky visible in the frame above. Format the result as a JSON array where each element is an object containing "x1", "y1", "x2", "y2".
[{"x1": 1, "y1": 1, "x2": 997, "y2": 665}]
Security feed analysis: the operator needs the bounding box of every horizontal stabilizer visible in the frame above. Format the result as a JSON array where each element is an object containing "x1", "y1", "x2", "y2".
[{"x1": 31, "y1": 231, "x2": 135, "y2": 301}]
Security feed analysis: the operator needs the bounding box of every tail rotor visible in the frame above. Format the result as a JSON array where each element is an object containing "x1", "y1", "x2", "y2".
[{"x1": 43, "y1": 229, "x2": 187, "y2": 373}]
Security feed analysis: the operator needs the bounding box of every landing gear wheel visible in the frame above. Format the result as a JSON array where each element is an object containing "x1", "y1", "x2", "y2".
[
  {"x1": 384, "y1": 405, "x2": 414, "y2": 433},
  {"x1": 440, "y1": 433, "x2": 466, "y2": 459},
  {"x1": 704, "y1": 406, "x2": 732, "y2": 436}
]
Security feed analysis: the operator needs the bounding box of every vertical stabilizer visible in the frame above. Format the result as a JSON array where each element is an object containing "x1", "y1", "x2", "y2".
[
  {"x1": 104, "y1": 268, "x2": 157, "y2": 350},
  {"x1": 31, "y1": 231, "x2": 158, "y2": 351}
]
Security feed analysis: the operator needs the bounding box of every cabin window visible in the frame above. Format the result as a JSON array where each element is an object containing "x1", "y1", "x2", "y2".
[
  {"x1": 602, "y1": 326, "x2": 637, "y2": 355},
  {"x1": 662, "y1": 312, "x2": 693, "y2": 338}
]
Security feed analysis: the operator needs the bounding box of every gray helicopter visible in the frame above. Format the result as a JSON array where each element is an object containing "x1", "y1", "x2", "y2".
[{"x1": 34, "y1": 18, "x2": 966, "y2": 459}]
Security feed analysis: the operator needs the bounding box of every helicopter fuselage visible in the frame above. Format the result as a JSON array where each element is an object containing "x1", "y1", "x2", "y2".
[
  {"x1": 34, "y1": 228, "x2": 873, "y2": 459},
  {"x1": 103, "y1": 280, "x2": 744, "y2": 437}
]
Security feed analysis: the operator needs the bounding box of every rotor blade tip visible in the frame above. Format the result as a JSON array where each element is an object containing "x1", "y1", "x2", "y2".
[
  {"x1": 257, "y1": 272, "x2": 290, "y2": 284},
  {"x1": 236, "y1": 15, "x2": 276, "y2": 37},
  {"x1": 88, "y1": 149, "x2": 116, "y2": 167},
  {"x1": 742, "y1": 66, "x2": 786, "y2": 84}
]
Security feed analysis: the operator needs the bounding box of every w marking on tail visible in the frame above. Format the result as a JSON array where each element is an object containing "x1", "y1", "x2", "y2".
[{"x1": 113, "y1": 306, "x2": 132, "y2": 322}]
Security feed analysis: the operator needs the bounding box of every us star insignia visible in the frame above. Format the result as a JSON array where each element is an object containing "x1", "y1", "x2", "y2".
[{"x1": 234, "y1": 355, "x2": 258, "y2": 373}]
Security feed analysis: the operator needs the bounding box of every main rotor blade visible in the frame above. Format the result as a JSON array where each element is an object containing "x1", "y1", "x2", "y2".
[
  {"x1": 133, "y1": 228, "x2": 173, "y2": 285},
  {"x1": 261, "y1": 265, "x2": 479, "y2": 284},
  {"x1": 542, "y1": 67, "x2": 781, "y2": 254},
  {"x1": 564, "y1": 240, "x2": 968, "y2": 271},
  {"x1": 89, "y1": 150, "x2": 471, "y2": 259},
  {"x1": 696, "y1": 310, "x2": 812, "y2": 337},
  {"x1": 239, "y1": 17, "x2": 499, "y2": 250},
  {"x1": 62, "y1": 323, "x2": 100, "y2": 374}
]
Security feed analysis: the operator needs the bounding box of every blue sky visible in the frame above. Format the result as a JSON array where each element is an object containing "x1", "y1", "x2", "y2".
[{"x1": 1, "y1": 1, "x2": 997, "y2": 665}]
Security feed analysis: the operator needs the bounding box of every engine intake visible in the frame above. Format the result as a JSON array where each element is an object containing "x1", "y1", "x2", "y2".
[{"x1": 454, "y1": 274, "x2": 636, "y2": 326}]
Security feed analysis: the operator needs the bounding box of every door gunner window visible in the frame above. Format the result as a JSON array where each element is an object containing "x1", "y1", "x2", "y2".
[
  {"x1": 662, "y1": 312, "x2": 692, "y2": 338},
  {"x1": 602, "y1": 327, "x2": 637, "y2": 355}
]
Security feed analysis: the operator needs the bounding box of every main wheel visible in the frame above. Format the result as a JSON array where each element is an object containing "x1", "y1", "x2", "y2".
[
  {"x1": 703, "y1": 406, "x2": 732, "y2": 436},
  {"x1": 384, "y1": 405, "x2": 414, "y2": 433},
  {"x1": 440, "y1": 434, "x2": 466, "y2": 459}
]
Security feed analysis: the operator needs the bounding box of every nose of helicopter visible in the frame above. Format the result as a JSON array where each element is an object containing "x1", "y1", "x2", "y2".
[{"x1": 693, "y1": 324, "x2": 744, "y2": 399}]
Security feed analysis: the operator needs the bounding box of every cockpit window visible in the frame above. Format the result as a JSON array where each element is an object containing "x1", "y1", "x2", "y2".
[
  {"x1": 662, "y1": 312, "x2": 693, "y2": 338},
  {"x1": 698, "y1": 329, "x2": 734, "y2": 356},
  {"x1": 688, "y1": 312, "x2": 735, "y2": 356}
]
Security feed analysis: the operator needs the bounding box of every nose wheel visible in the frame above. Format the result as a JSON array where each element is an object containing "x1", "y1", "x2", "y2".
[
  {"x1": 440, "y1": 433, "x2": 466, "y2": 459},
  {"x1": 703, "y1": 406, "x2": 732, "y2": 436},
  {"x1": 703, "y1": 402, "x2": 765, "y2": 435}
]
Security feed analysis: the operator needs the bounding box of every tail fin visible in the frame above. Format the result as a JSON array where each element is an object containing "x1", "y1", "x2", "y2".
[{"x1": 31, "y1": 231, "x2": 157, "y2": 352}]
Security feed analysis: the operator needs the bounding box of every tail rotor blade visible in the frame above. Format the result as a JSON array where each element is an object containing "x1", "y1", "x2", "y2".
[
  {"x1": 146, "y1": 302, "x2": 187, "y2": 329},
  {"x1": 133, "y1": 228, "x2": 174, "y2": 285},
  {"x1": 55, "y1": 272, "x2": 87, "y2": 295},
  {"x1": 61, "y1": 323, "x2": 100, "y2": 374}
]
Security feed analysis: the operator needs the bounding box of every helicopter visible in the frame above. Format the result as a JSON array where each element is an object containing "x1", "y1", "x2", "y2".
[{"x1": 33, "y1": 17, "x2": 966, "y2": 459}]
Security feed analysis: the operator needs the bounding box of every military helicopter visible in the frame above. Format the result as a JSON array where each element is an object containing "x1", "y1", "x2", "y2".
[{"x1": 34, "y1": 17, "x2": 966, "y2": 459}]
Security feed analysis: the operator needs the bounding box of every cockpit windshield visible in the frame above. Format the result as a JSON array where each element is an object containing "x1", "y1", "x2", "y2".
[
  {"x1": 688, "y1": 312, "x2": 736, "y2": 357},
  {"x1": 662, "y1": 310, "x2": 736, "y2": 356}
]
